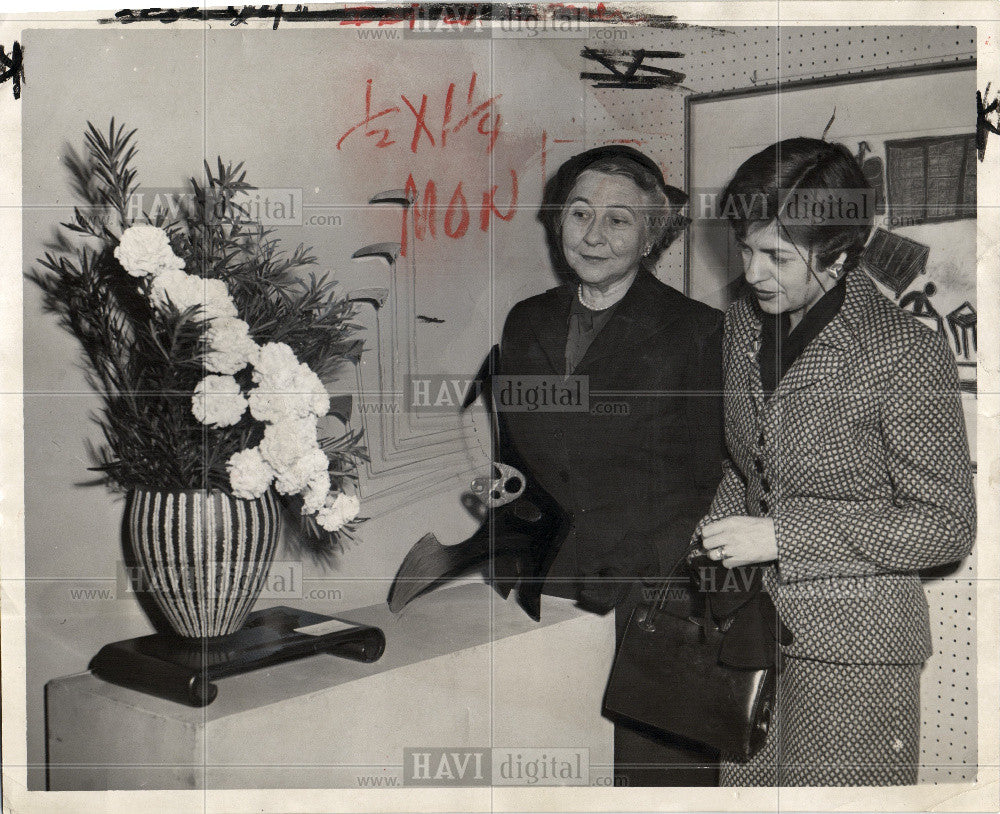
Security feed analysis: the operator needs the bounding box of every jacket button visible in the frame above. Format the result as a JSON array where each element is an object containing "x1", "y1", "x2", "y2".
[
  {"x1": 761, "y1": 476, "x2": 771, "y2": 492},
  {"x1": 757, "y1": 432, "x2": 765, "y2": 448},
  {"x1": 753, "y1": 458, "x2": 764, "y2": 474},
  {"x1": 759, "y1": 498, "x2": 770, "y2": 514}
]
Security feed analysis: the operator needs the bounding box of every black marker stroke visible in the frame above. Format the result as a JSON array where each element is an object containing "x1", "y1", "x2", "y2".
[
  {"x1": 102, "y1": 3, "x2": 698, "y2": 31},
  {"x1": 580, "y1": 46, "x2": 685, "y2": 89},
  {"x1": 0, "y1": 41, "x2": 24, "y2": 101},
  {"x1": 976, "y1": 84, "x2": 999, "y2": 161}
]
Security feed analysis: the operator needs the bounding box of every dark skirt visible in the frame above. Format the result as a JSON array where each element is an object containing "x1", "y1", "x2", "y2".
[{"x1": 721, "y1": 656, "x2": 921, "y2": 786}]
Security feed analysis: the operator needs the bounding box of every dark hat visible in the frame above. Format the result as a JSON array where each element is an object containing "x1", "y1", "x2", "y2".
[{"x1": 546, "y1": 144, "x2": 687, "y2": 213}]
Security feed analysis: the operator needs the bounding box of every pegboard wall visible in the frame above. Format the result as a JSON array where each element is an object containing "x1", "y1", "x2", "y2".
[{"x1": 584, "y1": 24, "x2": 979, "y2": 783}]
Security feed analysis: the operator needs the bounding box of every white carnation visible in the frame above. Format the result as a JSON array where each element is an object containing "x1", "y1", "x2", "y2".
[
  {"x1": 114, "y1": 225, "x2": 185, "y2": 278},
  {"x1": 150, "y1": 268, "x2": 203, "y2": 313},
  {"x1": 339, "y1": 493, "x2": 361, "y2": 523},
  {"x1": 299, "y1": 447, "x2": 331, "y2": 481},
  {"x1": 202, "y1": 277, "x2": 239, "y2": 321},
  {"x1": 248, "y1": 363, "x2": 329, "y2": 423},
  {"x1": 274, "y1": 448, "x2": 330, "y2": 496},
  {"x1": 292, "y1": 364, "x2": 331, "y2": 417},
  {"x1": 149, "y1": 269, "x2": 237, "y2": 321},
  {"x1": 258, "y1": 416, "x2": 319, "y2": 472},
  {"x1": 226, "y1": 447, "x2": 274, "y2": 500},
  {"x1": 248, "y1": 392, "x2": 295, "y2": 424},
  {"x1": 205, "y1": 317, "x2": 258, "y2": 375},
  {"x1": 247, "y1": 369, "x2": 297, "y2": 424},
  {"x1": 253, "y1": 342, "x2": 299, "y2": 380},
  {"x1": 301, "y1": 472, "x2": 331, "y2": 514},
  {"x1": 315, "y1": 491, "x2": 361, "y2": 532},
  {"x1": 191, "y1": 374, "x2": 248, "y2": 427},
  {"x1": 315, "y1": 499, "x2": 346, "y2": 533}
]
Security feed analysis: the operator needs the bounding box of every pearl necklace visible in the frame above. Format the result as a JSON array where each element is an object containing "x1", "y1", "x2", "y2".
[
  {"x1": 578, "y1": 283, "x2": 627, "y2": 311},
  {"x1": 577, "y1": 285, "x2": 599, "y2": 310}
]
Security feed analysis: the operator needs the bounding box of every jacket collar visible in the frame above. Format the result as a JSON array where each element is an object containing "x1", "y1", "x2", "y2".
[
  {"x1": 531, "y1": 269, "x2": 683, "y2": 375},
  {"x1": 730, "y1": 268, "x2": 878, "y2": 404},
  {"x1": 577, "y1": 269, "x2": 685, "y2": 373}
]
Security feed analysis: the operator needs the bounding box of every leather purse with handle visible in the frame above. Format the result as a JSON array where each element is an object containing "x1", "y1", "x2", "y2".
[{"x1": 602, "y1": 547, "x2": 776, "y2": 762}]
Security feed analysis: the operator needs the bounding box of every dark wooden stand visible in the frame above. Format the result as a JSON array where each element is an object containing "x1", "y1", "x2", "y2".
[{"x1": 89, "y1": 606, "x2": 385, "y2": 707}]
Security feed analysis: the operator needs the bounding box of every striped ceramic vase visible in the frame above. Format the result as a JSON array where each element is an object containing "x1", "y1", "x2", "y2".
[{"x1": 126, "y1": 487, "x2": 281, "y2": 638}]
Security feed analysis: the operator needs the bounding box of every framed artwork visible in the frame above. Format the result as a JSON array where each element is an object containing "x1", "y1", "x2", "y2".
[
  {"x1": 684, "y1": 61, "x2": 978, "y2": 402},
  {"x1": 884, "y1": 133, "x2": 977, "y2": 225}
]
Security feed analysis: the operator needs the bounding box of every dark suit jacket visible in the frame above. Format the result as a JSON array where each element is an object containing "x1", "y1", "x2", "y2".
[
  {"x1": 695, "y1": 268, "x2": 976, "y2": 664},
  {"x1": 497, "y1": 269, "x2": 725, "y2": 605}
]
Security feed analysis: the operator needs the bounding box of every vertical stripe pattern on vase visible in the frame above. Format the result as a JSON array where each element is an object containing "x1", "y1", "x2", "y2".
[{"x1": 127, "y1": 488, "x2": 280, "y2": 638}]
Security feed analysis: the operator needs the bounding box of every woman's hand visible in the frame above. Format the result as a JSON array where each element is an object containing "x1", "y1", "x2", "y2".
[{"x1": 700, "y1": 516, "x2": 778, "y2": 568}]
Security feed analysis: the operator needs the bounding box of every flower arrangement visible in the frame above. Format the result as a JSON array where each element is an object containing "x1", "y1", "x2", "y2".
[{"x1": 29, "y1": 121, "x2": 367, "y2": 556}]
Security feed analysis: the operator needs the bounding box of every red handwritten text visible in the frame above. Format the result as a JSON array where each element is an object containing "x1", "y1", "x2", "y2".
[
  {"x1": 401, "y1": 169, "x2": 518, "y2": 256},
  {"x1": 337, "y1": 73, "x2": 501, "y2": 155}
]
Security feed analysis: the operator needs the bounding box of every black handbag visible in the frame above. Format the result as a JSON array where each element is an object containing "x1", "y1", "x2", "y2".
[{"x1": 602, "y1": 549, "x2": 775, "y2": 762}]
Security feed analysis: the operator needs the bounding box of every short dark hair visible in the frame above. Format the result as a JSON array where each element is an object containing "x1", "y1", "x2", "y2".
[
  {"x1": 719, "y1": 137, "x2": 873, "y2": 274},
  {"x1": 539, "y1": 145, "x2": 689, "y2": 275}
]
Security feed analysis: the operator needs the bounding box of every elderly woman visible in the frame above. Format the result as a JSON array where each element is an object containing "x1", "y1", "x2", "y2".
[
  {"x1": 695, "y1": 137, "x2": 976, "y2": 786},
  {"x1": 497, "y1": 145, "x2": 726, "y2": 786}
]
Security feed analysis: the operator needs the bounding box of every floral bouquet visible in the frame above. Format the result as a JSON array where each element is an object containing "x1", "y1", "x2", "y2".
[{"x1": 29, "y1": 121, "x2": 367, "y2": 557}]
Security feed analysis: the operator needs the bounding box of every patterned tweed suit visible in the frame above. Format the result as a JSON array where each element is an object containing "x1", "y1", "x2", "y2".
[{"x1": 696, "y1": 268, "x2": 976, "y2": 786}]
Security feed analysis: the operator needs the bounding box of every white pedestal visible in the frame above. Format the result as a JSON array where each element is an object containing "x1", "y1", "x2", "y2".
[{"x1": 45, "y1": 583, "x2": 616, "y2": 790}]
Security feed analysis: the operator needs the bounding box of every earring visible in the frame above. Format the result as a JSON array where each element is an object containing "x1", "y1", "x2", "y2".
[{"x1": 830, "y1": 265, "x2": 843, "y2": 279}]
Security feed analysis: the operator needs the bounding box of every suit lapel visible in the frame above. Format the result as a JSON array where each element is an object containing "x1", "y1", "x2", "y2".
[
  {"x1": 529, "y1": 285, "x2": 574, "y2": 375},
  {"x1": 767, "y1": 331, "x2": 845, "y2": 401},
  {"x1": 765, "y1": 269, "x2": 870, "y2": 405},
  {"x1": 573, "y1": 271, "x2": 677, "y2": 374}
]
